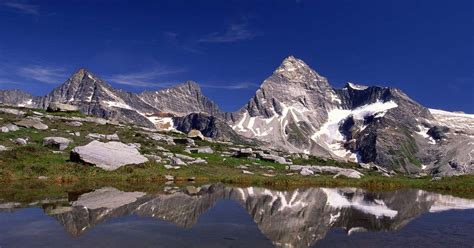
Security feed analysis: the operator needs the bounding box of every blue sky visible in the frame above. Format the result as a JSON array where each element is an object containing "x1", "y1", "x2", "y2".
[{"x1": 0, "y1": 0, "x2": 472, "y2": 112}]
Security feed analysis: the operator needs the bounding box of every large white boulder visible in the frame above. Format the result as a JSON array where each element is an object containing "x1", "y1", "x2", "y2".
[{"x1": 70, "y1": 141, "x2": 148, "y2": 171}]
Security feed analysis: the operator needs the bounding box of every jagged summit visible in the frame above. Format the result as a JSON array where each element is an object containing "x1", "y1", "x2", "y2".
[
  {"x1": 138, "y1": 80, "x2": 223, "y2": 117},
  {"x1": 273, "y1": 56, "x2": 326, "y2": 84},
  {"x1": 175, "y1": 80, "x2": 202, "y2": 92},
  {"x1": 275, "y1": 56, "x2": 309, "y2": 72}
]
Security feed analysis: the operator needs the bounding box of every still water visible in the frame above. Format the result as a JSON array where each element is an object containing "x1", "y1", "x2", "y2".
[{"x1": 0, "y1": 184, "x2": 473, "y2": 248}]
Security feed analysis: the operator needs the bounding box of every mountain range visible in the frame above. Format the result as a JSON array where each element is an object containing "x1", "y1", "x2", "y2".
[{"x1": 1, "y1": 56, "x2": 472, "y2": 176}]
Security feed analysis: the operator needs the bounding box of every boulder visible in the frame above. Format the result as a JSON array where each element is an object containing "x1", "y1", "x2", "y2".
[
  {"x1": 187, "y1": 158, "x2": 207, "y2": 164},
  {"x1": 0, "y1": 108, "x2": 25, "y2": 116},
  {"x1": 259, "y1": 153, "x2": 292, "y2": 164},
  {"x1": 174, "y1": 153, "x2": 195, "y2": 161},
  {"x1": 67, "y1": 121, "x2": 83, "y2": 127},
  {"x1": 236, "y1": 148, "x2": 253, "y2": 157},
  {"x1": 47, "y1": 102, "x2": 79, "y2": 112},
  {"x1": 15, "y1": 119, "x2": 48, "y2": 130},
  {"x1": 184, "y1": 146, "x2": 214, "y2": 154},
  {"x1": 1, "y1": 124, "x2": 19, "y2": 133},
  {"x1": 0, "y1": 145, "x2": 7, "y2": 151},
  {"x1": 14, "y1": 138, "x2": 28, "y2": 145},
  {"x1": 164, "y1": 164, "x2": 181, "y2": 170},
  {"x1": 187, "y1": 129, "x2": 205, "y2": 140},
  {"x1": 43, "y1": 137, "x2": 72, "y2": 151},
  {"x1": 242, "y1": 170, "x2": 254, "y2": 175},
  {"x1": 300, "y1": 168, "x2": 314, "y2": 176},
  {"x1": 164, "y1": 175, "x2": 174, "y2": 181},
  {"x1": 170, "y1": 157, "x2": 187, "y2": 166},
  {"x1": 86, "y1": 133, "x2": 120, "y2": 141},
  {"x1": 70, "y1": 141, "x2": 149, "y2": 171}
]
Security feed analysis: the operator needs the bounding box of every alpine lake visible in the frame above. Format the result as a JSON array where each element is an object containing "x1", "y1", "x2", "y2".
[{"x1": 0, "y1": 181, "x2": 473, "y2": 248}]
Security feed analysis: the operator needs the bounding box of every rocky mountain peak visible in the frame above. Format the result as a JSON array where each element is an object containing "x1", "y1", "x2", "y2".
[
  {"x1": 138, "y1": 81, "x2": 223, "y2": 117},
  {"x1": 68, "y1": 68, "x2": 105, "y2": 86},
  {"x1": 276, "y1": 56, "x2": 308, "y2": 71},
  {"x1": 273, "y1": 56, "x2": 326, "y2": 84},
  {"x1": 176, "y1": 80, "x2": 202, "y2": 93}
]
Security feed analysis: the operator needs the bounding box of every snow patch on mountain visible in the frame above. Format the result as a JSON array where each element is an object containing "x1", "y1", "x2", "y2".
[
  {"x1": 312, "y1": 100, "x2": 398, "y2": 161},
  {"x1": 103, "y1": 100, "x2": 133, "y2": 110},
  {"x1": 147, "y1": 116, "x2": 174, "y2": 131},
  {"x1": 347, "y1": 82, "x2": 369, "y2": 90},
  {"x1": 429, "y1": 108, "x2": 474, "y2": 133},
  {"x1": 17, "y1": 99, "x2": 33, "y2": 107},
  {"x1": 232, "y1": 102, "x2": 310, "y2": 138},
  {"x1": 416, "y1": 124, "x2": 436, "y2": 144}
]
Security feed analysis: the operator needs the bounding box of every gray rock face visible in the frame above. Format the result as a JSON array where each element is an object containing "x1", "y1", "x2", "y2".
[
  {"x1": 70, "y1": 141, "x2": 149, "y2": 171},
  {"x1": 421, "y1": 109, "x2": 474, "y2": 176},
  {"x1": 174, "y1": 113, "x2": 250, "y2": 144},
  {"x1": 139, "y1": 81, "x2": 223, "y2": 117},
  {"x1": 43, "y1": 137, "x2": 72, "y2": 151},
  {"x1": 0, "y1": 89, "x2": 38, "y2": 107}
]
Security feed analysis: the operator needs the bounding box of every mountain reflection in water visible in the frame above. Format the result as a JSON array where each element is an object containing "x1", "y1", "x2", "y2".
[{"x1": 1, "y1": 184, "x2": 473, "y2": 248}]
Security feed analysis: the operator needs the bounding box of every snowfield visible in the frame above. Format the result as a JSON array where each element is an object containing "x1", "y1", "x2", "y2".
[{"x1": 311, "y1": 100, "x2": 398, "y2": 161}]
